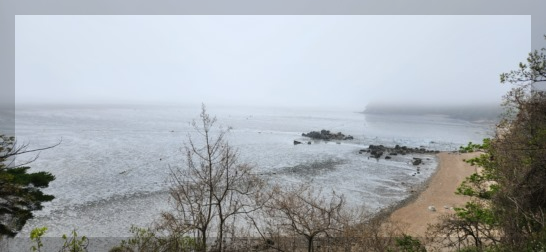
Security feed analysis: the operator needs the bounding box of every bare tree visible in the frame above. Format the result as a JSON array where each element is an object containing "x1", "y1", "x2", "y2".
[
  {"x1": 258, "y1": 183, "x2": 347, "y2": 252},
  {"x1": 159, "y1": 104, "x2": 264, "y2": 251}
]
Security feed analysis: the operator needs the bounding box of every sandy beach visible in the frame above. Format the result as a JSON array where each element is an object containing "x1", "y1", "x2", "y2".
[{"x1": 388, "y1": 152, "x2": 480, "y2": 236}]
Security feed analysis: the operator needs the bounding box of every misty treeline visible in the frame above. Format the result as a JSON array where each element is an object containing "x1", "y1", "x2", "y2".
[
  {"x1": 364, "y1": 103, "x2": 502, "y2": 122},
  {"x1": 425, "y1": 39, "x2": 546, "y2": 251}
]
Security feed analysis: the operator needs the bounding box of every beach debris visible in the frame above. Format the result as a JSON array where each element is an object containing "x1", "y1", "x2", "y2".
[
  {"x1": 428, "y1": 206, "x2": 436, "y2": 212},
  {"x1": 444, "y1": 205, "x2": 449, "y2": 209}
]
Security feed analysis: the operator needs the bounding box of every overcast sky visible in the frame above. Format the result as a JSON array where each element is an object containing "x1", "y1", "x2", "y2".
[{"x1": 15, "y1": 15, "x2": 531, "y2": 109}]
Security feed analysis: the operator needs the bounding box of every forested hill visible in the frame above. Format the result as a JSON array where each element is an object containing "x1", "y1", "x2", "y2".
[{"x1": 363, "y1": 103, "x2": 503, "y2": 122}]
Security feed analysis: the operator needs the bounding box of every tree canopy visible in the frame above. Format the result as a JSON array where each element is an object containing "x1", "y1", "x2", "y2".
[{"x1": 0, "y1": 134, "x2": 57, "y2": 237}]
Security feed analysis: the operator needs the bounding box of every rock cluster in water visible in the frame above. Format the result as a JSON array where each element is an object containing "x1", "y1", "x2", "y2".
[
  {"x1": 302, "y1": 130, "x2": 354, "y2": 141},
  {"x1": 359, "y1": 144, "x2": 439, "y2": 161}
]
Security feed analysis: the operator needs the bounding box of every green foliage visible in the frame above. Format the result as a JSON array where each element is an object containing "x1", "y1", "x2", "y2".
[
  {"x1": 454, "y1": 202, "x2": 497, "y2": 227},
  {"x1": 112, "y1": 225, "x2": 200, "y2": 252},
  {"x1": 30, "y1": 226, "x2": 48, "y2": 252},
  {"x1": 0, "y1": 134, "x2": 56, "y2": 237},
  {"x1": 59, "y1": 229, "x2": 88, "y2": 252},
  {"x1": 500, "y1": 44, "x2": 546, "y2": 86},
  {"x1": 456, "y1": 173, "x2": 498, "y2": 199},
  {"x1": 456, "y1": 138, "x2": 498, "y2": 201},
  {"x1": 459, "y1": 139, "x2": 490, "y2": 153},
  {"x1": 391, "y1": 235, "x2": 426, "y2": 252}
]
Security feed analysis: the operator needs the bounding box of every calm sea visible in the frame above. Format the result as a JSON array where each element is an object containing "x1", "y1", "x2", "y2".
[{"x1": 12, "y1": 104, "x2": 493, "y2": 238}]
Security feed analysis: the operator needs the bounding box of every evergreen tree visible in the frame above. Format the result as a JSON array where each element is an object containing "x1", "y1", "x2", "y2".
[{"x1": 0, "y1": 134, "x2": 57, "y2": 237}]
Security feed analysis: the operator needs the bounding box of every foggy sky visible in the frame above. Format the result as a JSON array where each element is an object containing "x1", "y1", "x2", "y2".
[{"x1": 15, "y1": 15, "x2": 531, "y2": 109}]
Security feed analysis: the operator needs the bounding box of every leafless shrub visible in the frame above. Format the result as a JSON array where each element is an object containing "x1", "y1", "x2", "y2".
[{"x1": 158, "y1": 104, "x2": 265, "y2": 251}]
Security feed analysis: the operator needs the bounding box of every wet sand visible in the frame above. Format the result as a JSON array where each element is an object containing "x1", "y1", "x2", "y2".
[{"x1": 388, "y1": 152, "x2": 480, "y2": 236}]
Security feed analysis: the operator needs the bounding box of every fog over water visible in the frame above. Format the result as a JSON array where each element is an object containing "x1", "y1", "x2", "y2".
[
  {"x1": 15, "y1": 15, "x2": 530, "y2": 109},
  {"x1": 5, "y1": 15, "x2": 532, "y2": 250}
]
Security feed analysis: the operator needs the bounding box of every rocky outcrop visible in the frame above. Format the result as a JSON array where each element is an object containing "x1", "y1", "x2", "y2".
[
  {"x1": 358, "y1": 144, "x2": 439, "y2": 159},
  {"x1": 302, "y1": 130, "x2": 354, "y2": 141}
]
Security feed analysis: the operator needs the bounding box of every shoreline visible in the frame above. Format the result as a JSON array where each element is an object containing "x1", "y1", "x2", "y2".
[
  {"x1": 369, "y1": 152, "x2": 446, "y2": 224},
  {"x1": 383, "y1": 151, "x2": 479, "y2": 236},
  {"x1": 369, "y1": 152, "x2": 479, "y2": 235}
]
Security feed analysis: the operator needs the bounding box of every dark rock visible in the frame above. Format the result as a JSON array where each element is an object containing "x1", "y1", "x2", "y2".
[
  {"x1": 302, "y1": 129, "x2": 353, "y2": 141},
  {"x1": 385, "y1": 156, "x2": 392, "y2": 159},
  {"x1": 294, "y1": 140, "x2": 302, "y2": 145},
  {"x1": 307, "y1": 141, "x2": 311, "y2": 145},
  {"x1": 360, "y1": 144, "x2": 440, "y2": 160}
]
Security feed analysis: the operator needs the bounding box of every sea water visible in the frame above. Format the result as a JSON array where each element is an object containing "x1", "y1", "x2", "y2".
[{"x1": 11, "y1": 104, "x2": 493, "y2": 239}]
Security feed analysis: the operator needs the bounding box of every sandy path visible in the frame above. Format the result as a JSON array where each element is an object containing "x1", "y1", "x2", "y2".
[{"x1": 389, "y1": 152, "x2": 480, "y2": 236}]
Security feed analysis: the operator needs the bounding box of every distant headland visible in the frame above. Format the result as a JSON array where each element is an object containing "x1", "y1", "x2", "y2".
[{"x1": 362, "y1": 102, "x2": 503, "y2": 122}]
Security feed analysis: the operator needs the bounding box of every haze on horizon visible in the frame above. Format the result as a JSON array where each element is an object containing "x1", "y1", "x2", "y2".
[{"x1": 15, "y1": 15, "x2": 531, "y2": 110}]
